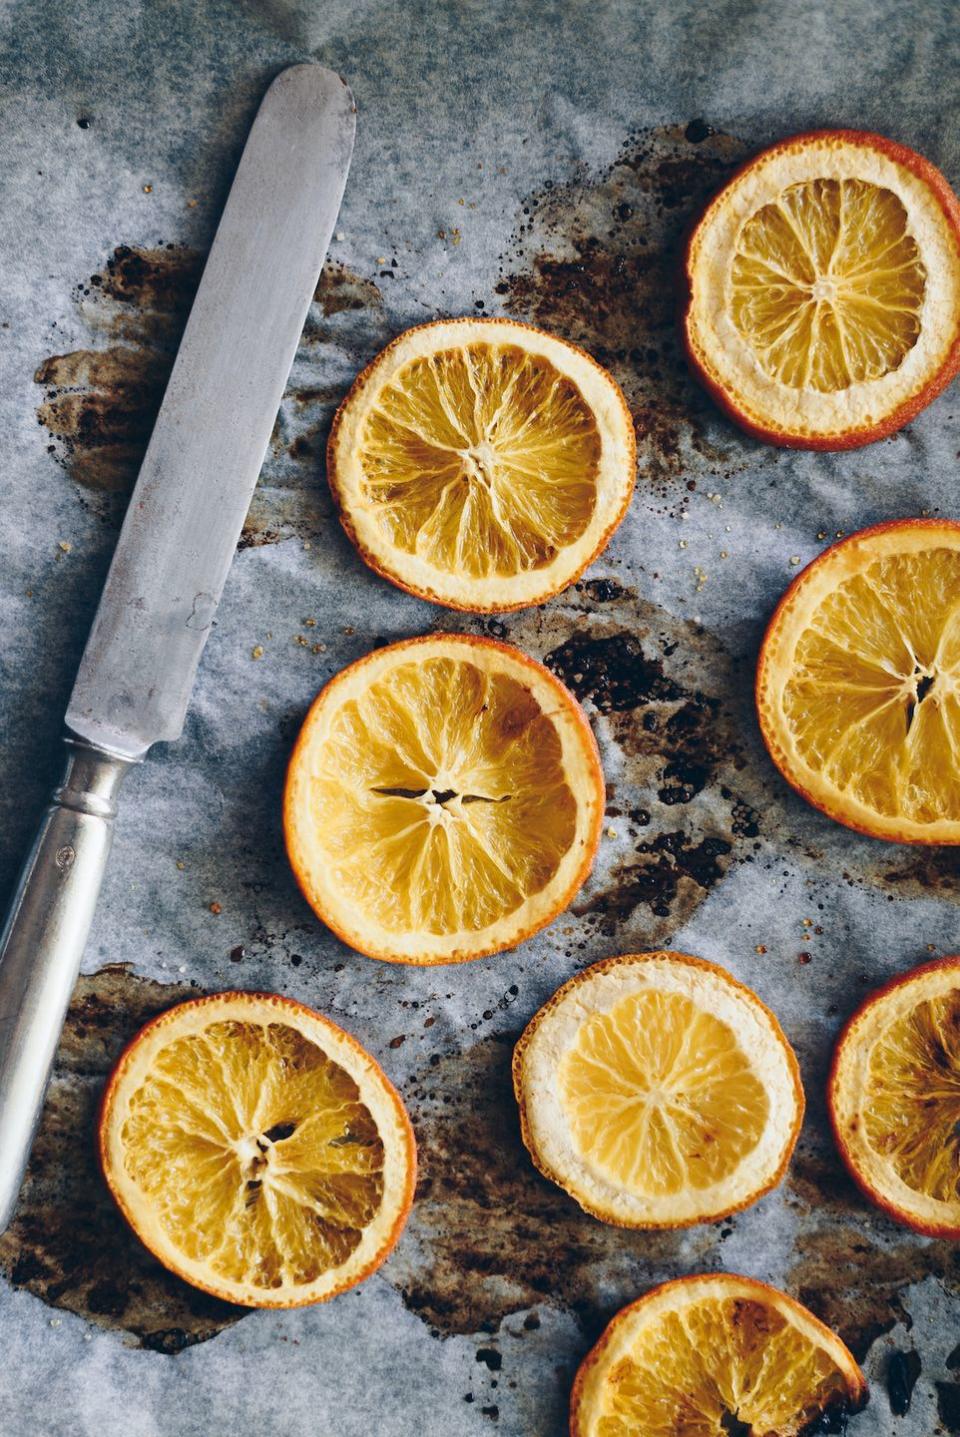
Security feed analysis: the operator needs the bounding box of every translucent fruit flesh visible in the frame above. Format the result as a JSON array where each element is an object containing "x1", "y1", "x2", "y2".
[
  {"x1": 595, "y1": 1295, "x2": 856, "y2": 1436},
  {"x1": 560, "y1": 990, "x2": 768, "y2": 1196},
  {"x1": 120, "y1": 1020, "x2": 385, "y2": 1290},
  {"x1": 732, "y1": 178, "x2": 926, "y2": 391},
  {"x1": 863, "y1": 988, "x2": 960, "y2": 1203},
  {"x1": 781, "y1": 545, "x2": 960, "y2": 822},
  {"x1": 357, "y1": 343, "x2": 600, "y2": 577},
  {"x1": 308, "y1": 655, "x2": 578, "y2": 936}
]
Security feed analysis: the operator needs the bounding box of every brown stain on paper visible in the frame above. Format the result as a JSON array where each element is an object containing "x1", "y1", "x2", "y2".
[
  {"x1": 36, "y1": 246, "x2": 382, "y2": 545},
  {"x1": 0, "y1": 965, "x2": 246, "y2": 1352},
  {"x1": 785, "y1": 1149, "x2": 960, "y2": 1361},
  {"x1": 497, "y1": 123, "x2": 753, "y2": 484},
  {"x1": 494, "y1": 583, "x2": 766, "y2": 945},
  {"x1": 391, "y1": 1034, "x2": 720, "y2": 1340}
]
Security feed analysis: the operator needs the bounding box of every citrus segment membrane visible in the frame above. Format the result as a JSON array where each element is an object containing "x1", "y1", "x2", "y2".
[
  {"x1": 358, "y1": 344, "x2": 600, "y2": 576},
  {"x1": 514, "y1": 953, "x2": 803, "y2": 1227},
  {"x1": 829, "y1": 957, "x2": 960, "y2": 1235},
  {"x1": 309, "y1": 656, "x2": 577, "y2": 934},
  {"x1": 121, "y1": 1019, "x2": 383, "y2": 1288},
  {"x1": 864, "y1": 988, "x2": 960, "y2": 1201},
  {"x1": 99, "y1": 994, "x2": 416, "y2": 1307},
  {"x1": 758, "y1": 522, "x2": 960, "y2": 841},
  {"x1": 571, "y1": 1276, "x2": 867, "y2": 1437},
  {"x1": 284, "y1": 635, "x2": 604, "y2": 963},
  {"x1": 327, "y1": 318, "x2": 636, "y2": 610},
  {"x1": 561, "y1": 990, "x2": 768, "y2": 1195},
  {"x1": 732, "y1": 178, "x2": 926, "y2": 391},
  {"x1": 684, "y1": 131, "x2": 960, "y2": 447}
]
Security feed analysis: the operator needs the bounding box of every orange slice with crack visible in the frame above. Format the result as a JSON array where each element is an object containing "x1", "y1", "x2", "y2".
[
  {"x1": 284, "y1": 633, "x2": 604, "y2": 963},
  {"x1": 757, "y1": 518, "x2": 960, "y2": 842},
  {"x1": 327, "y1": 318, "x2": 635, "y2": 611},
  {"x1": 571, "y1": 1274, "x2": 867, "y2": 1437},
  {"x1": 830, "y1": 955, "x2": 960, "y2": 1236},
  {"x1": 513, "y1": 952, "x2": 803, "y2": 1227},
  {"x1": 684, "y1": 130, "x2": 960, "y2": 447},
  {"x1": 98, "y1": 992, "x2": 416, "y2": 1307}
]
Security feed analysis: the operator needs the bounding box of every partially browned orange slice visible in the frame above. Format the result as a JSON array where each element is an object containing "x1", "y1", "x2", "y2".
[
  {"x1": 684, "y1": 130, "x2": 960, "y2": 447},
  {"x1": 571, "y1": 1274, "x2": 867, "y2": 1436}
]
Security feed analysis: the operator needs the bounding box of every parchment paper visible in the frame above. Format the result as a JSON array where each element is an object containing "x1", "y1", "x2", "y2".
[{"x1": 0, "y1": 1, "x2": 959, "y2": 1433}]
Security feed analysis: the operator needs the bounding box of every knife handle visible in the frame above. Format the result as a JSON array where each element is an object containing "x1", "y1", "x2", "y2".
[{"x1": 0, "y1": 737, "x2": 133, "y2": 1232}]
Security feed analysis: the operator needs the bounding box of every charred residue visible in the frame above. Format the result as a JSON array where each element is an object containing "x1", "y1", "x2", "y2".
[
  {"x1": 495, "y1": 124, "x2": 753, "y2": 484},
  {"x1": 886, "y1": 1349, "x2": 922, "y2": 1417},
  {"x1": 495, "y1": 588, "x2": 766, "y2": 943},
  {"x1": 785, "y1": 1149, "x2": 960, "y2": 1361},
  {"x1": 36, "y1": 245, "x2": 382, "y2": 545},
  {"x1": 0, "y1": 965, "x2": 246, "y2": 1352},
  {"x1": 389, "y1": 1034, "x2": 719, "y2": 1339}
]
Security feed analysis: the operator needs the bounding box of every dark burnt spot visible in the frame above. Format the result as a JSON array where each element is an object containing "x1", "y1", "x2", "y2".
[
  {"x1": 496, "y1": 123, "x2": 752, "y2": 482},
  {"x1": 314, "y1": 261, "x2": 383, "y2": 316},
  {"x1": 288, "y1": 434, "x2": 314, "y2": 460},
  {"x1": 785, "y1": 1149, "x2": 960, "y2": 1360},
  {"x1": 37, "y1": 246, "x2": 381, "y2": 545},
  {"x1": 938, "y1": 1382, "x2": 960, "y2": 1433},
  {"x1": 685, "y1": 118, "x2": 715, "y2": 144},
  {"x1": 0, "y1": 965, "x2": 246, "y2": 1350},
  {"x1": 545, "y1": 632, "x2": 681, "y2": 713},
  {"x1": 390, "y1": 1036, "x2": 718, "y2": 1338},
  {"x1": 500, "y1": 596, "x2": 767, "y2": 942},
  {"x1": 797, "y1": 1395, "x2": 867, "y2": 1435},
  {"x1": 886, "y1": 1348, "x2": 921, "y2": 1417},
  {"x1": 876, "y1": 847, "x2": 960, "y2": 901},
  {"x1": 657, "y1": 698, "x2": 723, "y2": 804},
  {"x1": 575, "y1": 576, "x2": 630, "y2": 603},
  {"x1": 577, "y1": 832, "x2": 732, "y2": 925},
  {"x1": 476, "y1": 1347, "x2": 502, "y2": 1370}
]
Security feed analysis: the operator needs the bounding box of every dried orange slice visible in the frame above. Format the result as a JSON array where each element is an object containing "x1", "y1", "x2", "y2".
[
  {"x1": 757, "y1": 519, "x2": 960, "y2": 842},
  {"x1": 284, "y1": 633, "x2": 604, "y2": 963},
  {"x1": 571, "y1": 1274, "x2": 867, "y2": 1437},
  {"x1": 513, "y1": 953, "x2": 803, "y2": 1228},
  {"x1": 327, "y1": 318, "x2": 635, "y2": 611},
  {"x1": 829, "y1": 956, "x2": 960, "y2": 1236},
  {"x1": 684, "y1": 130, "x2": 960, "y2": 448},
  {"x1": 98, "y1": 992, "x2": 416, "y2": 1307}
]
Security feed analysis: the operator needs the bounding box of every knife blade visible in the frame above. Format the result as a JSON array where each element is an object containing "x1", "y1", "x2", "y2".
[
  {"x1": 0, "y1": 63, "x2": 355, "y2": 1232},
  {"x1": 68, "y1": 63, "x2": 356, "y2": 757}
]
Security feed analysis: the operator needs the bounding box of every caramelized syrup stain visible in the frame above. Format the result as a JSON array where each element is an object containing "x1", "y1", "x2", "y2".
[
  {"x1": 36, "y1": 245, "x2": 382, "y2": 546},
  {"x1": 496, "y1": 123, "x2": 753, "y2": 484},
  {"x1": 389, "y1": 1035, "x2": 719, "y2": 1339},
  {"x1": 785, "y1": 1150, "x2": 960, "y2": 1361}
]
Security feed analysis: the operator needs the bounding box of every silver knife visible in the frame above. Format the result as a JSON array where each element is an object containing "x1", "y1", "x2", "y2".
[{"x1": 0, "y1": 63, "x2": 355, "y2": 1231}]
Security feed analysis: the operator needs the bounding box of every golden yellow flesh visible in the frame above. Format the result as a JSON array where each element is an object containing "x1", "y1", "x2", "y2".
[
  {"x1": 597, "y1": 1298, "x2": 853, "y2": 1437},
  {"x1": 309, "y1": 657, "x2": 577, "y2": 936},
  {"x1": 120, "y1": 1021, "x2": 385, "y2": 1289},
  {"x1": 782, "y1": 547, "x2": 960, "y2": 821},
  {"x1": 560, "y1": 992, "x2": 767, "y2": 1196},
  {"x1": 864, "y1": 990, "x2": 960, "y2": 1202},
  {"x1": 357, "y1": 343, "x2": 600, "y2": 576},
  {"x1": 731, "y1": 178, "x2": 926, "y2": 391}
]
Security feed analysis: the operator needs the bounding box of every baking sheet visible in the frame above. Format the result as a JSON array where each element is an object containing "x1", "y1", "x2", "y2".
[{"x1": 1, "y1": 0, "x2": 959, "y2": 1432}]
